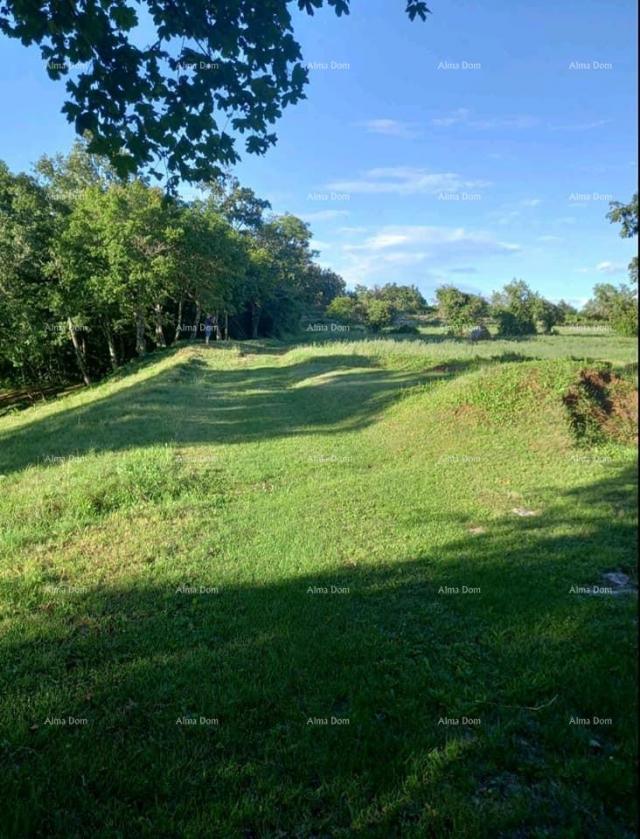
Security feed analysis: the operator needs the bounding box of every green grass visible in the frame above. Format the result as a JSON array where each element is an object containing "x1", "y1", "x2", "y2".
[{"x1": 0, "y1": 335, "x2": 637, "y2": 837}]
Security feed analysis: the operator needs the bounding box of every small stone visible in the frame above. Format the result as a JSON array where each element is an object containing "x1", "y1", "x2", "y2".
[
  {"x1": 512, "y1": 507, "x2": 538, "y2": 517},
  {"x1": 468, "y1": 526, "x2": 486, "y2": 536},
  {"x1": 602, "y1": 572, "x2": 630, "y2": 588}
]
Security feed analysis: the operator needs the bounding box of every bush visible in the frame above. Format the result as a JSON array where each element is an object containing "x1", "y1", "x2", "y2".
[
  {"x1": 610, "y1": 299, "x2": 638, "y2": 336},
  {"x1": 495, "y1": 310, "x2": 536, "y2": 337},
  {"x1": 364, "y1": 299, "x2": 395, "y2": 331},
  {"x1": 326, "y1": 296, "x2": 361, "y2": 323}
]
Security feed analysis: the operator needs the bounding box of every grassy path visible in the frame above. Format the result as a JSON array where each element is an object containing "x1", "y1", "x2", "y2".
[{"x1": 0, "y1": 339, "x2": 637, "y2": 837}]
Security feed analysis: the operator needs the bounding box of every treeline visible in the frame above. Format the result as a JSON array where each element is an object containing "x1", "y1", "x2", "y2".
[
  {"x1": 327, "y1": 284, "x2": 427, "y2": 330},
  {"x1": 433, "y1": 281, "x2": 575, "y2": 337},
  {"x1": 0, "y1": 143, "x2": 345, "y2": 387},
  {"x1": 432, "y1": 277, "x2": 637, "y2": 338},
  {"x1": 433, "y1": 191, "x2": 638, "y2": 339}
]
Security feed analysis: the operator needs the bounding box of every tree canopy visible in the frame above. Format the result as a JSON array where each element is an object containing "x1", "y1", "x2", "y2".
[
  {"x1": 0, "y1": 1, "x2": 430, "y2": 187},
  {"x1": 0, "y1": 142, "x2": 346, "y2": 387}
]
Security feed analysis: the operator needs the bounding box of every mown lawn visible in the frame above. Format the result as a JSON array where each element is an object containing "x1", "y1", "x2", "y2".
[{"x1": 0, "y1": 335, "x2": 637, "y2": 838}]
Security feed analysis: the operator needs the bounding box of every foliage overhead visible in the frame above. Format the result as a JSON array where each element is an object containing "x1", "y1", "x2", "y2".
[{"x1": 0, "y1": 1, "x2": 429, "y2": 187}]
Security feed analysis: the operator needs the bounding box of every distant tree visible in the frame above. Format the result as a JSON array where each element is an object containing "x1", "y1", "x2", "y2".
[
  {"x1": 609, "y1": 294, "x2": 638, "y2": 336},
  {"x1": 556, "y1": 300, "x2": 578, "y2": 322},
  {"x1": 326, "y1": 295, "x2": 362, "y2": 324},
  {"x1": 364, "y1": 299, "x2": 395, "y2": 331},
  {"x1": 174, "y1": 201, "x2": 247, "y2": 341},
  {"x1": 532, "y1": 297, "x2": 562, "y2": 334},
  {"x1": 582, "y1": 283, "x2": 621, "y2": 321},
  {"x1": 0, "y1": 1, "x2": 430, "y2": 186},
  {"x1": 303, "y1": 265, "x2": 346, "y2": 309},
  {"x1": 435, "y1": 285, "x2": 488, "y2": 336},
  {"x1": 491, "y1": 280, "x2": 537, "y2": 336},
  {"x1": 372, "y1": 283, "x2": 426, "y2": 313},
  {"x1": 583, "y1": 283, "x2": 637, "y2": 336}
]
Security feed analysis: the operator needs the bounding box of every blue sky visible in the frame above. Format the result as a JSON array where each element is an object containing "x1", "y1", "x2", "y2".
[{"x1": 0, "y1": 0, "x2": 637, "y2": 306}]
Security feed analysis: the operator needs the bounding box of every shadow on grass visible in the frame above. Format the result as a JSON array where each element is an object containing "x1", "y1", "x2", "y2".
[
  {"x1": 0, "y1": 468, "x2": 637, "y2": 837},
  {"x1": 0, "y1": 350, "x2": 525, "y2": 476}
]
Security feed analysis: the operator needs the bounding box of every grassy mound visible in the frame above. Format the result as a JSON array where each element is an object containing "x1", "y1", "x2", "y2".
[{"x1": 0, "y1": 338, "x2": 637, "y2": 837}]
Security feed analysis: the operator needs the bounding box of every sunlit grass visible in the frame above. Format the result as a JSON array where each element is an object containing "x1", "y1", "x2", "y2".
[{"x1": 0, "y1": 335, "x2": 637, "y2": 837}]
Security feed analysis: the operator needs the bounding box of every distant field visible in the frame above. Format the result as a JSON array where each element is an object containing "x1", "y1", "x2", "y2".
[
  {"x1": 295, "y1": 328, "x2": 638, "y2": 369},
  {"x1": 0, "y1": 335, "x2": 637, "y2": 837}
]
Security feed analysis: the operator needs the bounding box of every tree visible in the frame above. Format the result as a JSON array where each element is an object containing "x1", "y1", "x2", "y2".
[
  {"x1": 171, "y1": 200, "x2": 247, "y2": 342},
  {"x1": 204, "y1": 175, "x2": 271, "y2": 232},
  {"x1": 254, "y1": 214, "x2": 317, "y2": 336},
  {"x1": 79, "y1": 181, "x2": 182, "y2": 356},
  {"x1": 0, "y1": 149, "x2": 346, "y2": 384},
  {"x1": 532, "y1": 297, "x2": 562, "y2": 334},
  {"x1": 0, "y1": 2, "x2": 430, "y2": 187},
  {"x1": 0, "y1": 163, "x2": 62, "y2": 384},
  {"x1": 607, "y1": 194, "x2": 638, "y2": 286},
  {"x1": 583, "y1": 283, "x2": 637, "y2": 336},
  {"x1": 607, "y1": 194, "x2": 639, "y2": 238},
  {"x1": 326, "y1": 295, "x2": 362, "y2": 323},
  {"x1": 364, "y1": 299, "x2": 395, "y2": 331},
  {"x1": 435, "y1": 285, "x2": 488, "y2": 336},
  {"x1": 556, "y1": 300, "x2": 578, "y2": 322},
  {"x1": 491, "y1": 280, "x2": 537, "y2": 336},
  {"x1": 371, "y1": 283, "x2": 426, "y2": 313}
]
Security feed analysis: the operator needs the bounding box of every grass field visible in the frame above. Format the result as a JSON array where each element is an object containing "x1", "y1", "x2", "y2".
[{"x1": 0, "y1": 333, "x2": 637, "y2": 837}]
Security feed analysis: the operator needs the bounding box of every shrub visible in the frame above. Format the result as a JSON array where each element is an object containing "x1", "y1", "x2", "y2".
[
  {"x1": 494, "y1": 310, "x2": 536, "y2": 337},
  {"x1": 326, "y1": 296, "x2": 361, "y2": 323},
  {"x1": 364, "y1": 299, "x2": 395, "y2": 331}
]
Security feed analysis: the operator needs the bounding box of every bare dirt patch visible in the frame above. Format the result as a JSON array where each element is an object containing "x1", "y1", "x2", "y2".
[{"x1": 563, "y1": 368, "x2": 638, "y2": 446}]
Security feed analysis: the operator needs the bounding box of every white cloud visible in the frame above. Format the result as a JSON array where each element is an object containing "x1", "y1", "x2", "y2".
[
  {"x1": 575, "y1": 261, "x2": 626, "y2": 275},
  {"x1": 431, "y1": 110, "x2": 609, "y2": 134},
  {"x1": 337, "y1": 226, "x2": 368, "y2": 235},
  {"x1": 431, "y1": 108, "x2": 471, "y2": 127},
  {"x1": 431, "y1": 109, "x2": 539, "y2": 130},
  {"x1": 326, "y1": 167, "x2": 490, "y2": 196},
  {"x1": 357, "y1": 119, "x2": 419, "y2": 139},
  {"x1": 310, "y1": 240, "x2": 332, "y2": 251},
  {"x1": 596, "y1": 261, "x2": 626, "y2": 275},
  {"x1": 548, "y1": 119, "x2": 611, "y2": 132},
  {"x1": 537, "y1": 235, "x2": 563, "y2": 243},
  {"x1": 299, "y1": 209, "x2": 350, "y2": 222},
  {"x1": 521, "y1": 198, "x2": 542, "y2": 207},
  {"x1": 343, "y1": 226, "x2": 520, "y2": 254},
  {"x1": 335, "y1": 225, "x2": 520, "y2": 286}
]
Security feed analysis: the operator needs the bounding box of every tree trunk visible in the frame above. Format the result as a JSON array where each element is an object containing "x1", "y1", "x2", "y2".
[
  {"x1": 135, "y1": 309, "x2": 146, "y2": 357},
  {"x1": 224, "y1": 310, "x2": 229, "y2": 341},
  {"x1": 250, "y1": 301, "x2": 260, "y2": 339},
  {"x1": 67, "y1": 317, "x2": 91, "y2": 385},
  {"x1": 154, "y1": 303, "x2": 166, "y2": 348},
  {"x1": 191, "y1": 300, "x2": 201, "y2": 341},
  {"x1": 103, "y1": 319, "x2": 119, "y2": 370},
  {"x1": 174, "y1": 294, "x2": 184, "y2": 343},
  {"x1": 214, "y1": 310, "x2": 222, "y2": 341}
]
